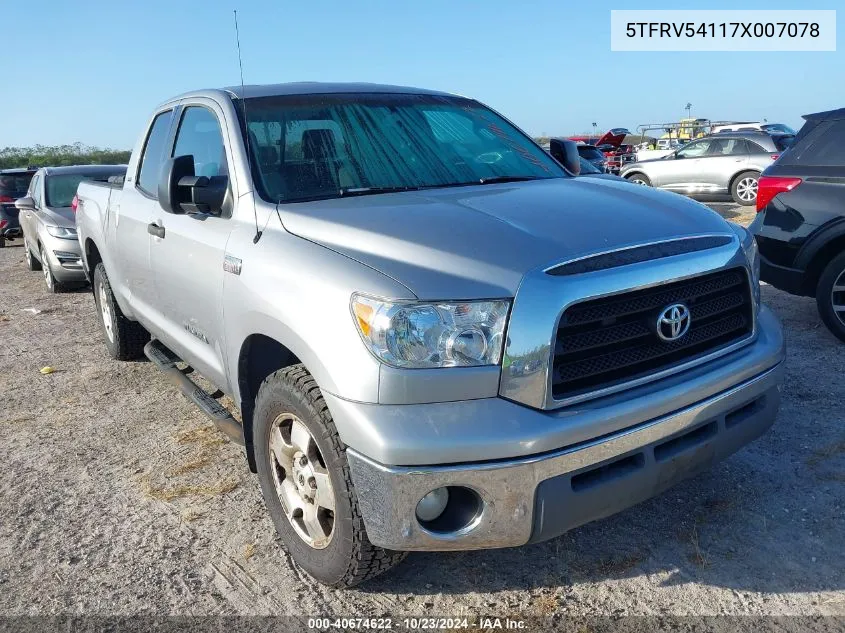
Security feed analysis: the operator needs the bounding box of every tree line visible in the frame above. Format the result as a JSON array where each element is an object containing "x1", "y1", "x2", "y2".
[{"x1": 0, "y1": 143, "x2": 131, "y2": 170}]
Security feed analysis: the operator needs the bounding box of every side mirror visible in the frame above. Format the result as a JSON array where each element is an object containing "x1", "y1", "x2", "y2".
[
  {"x1": 158, "y1": 155, "x2": 228, "y2": 215},
  {"x1": 14, "y1": 196, "x2": 35, "y2": 210},
  {"x1": 548, "y1": 139, "x2": 581, "y2": 176}
]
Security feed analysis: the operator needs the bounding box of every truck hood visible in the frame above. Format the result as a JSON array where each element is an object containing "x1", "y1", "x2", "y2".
[{"x1": 278, "y1": 178, "x2": 733, "y2": 300}]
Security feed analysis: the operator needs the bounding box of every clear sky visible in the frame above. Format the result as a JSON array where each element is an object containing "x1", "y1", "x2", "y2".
[{"x1": 1, "y1": 0, "x2": 842, "y2": 149}]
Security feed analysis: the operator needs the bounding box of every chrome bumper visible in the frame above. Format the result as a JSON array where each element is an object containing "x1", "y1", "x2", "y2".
[{"x1": 347, "y1": 360, "x2": 783, "y2": 552}]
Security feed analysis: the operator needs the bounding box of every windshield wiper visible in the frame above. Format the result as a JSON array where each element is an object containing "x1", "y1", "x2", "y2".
[
  {"x1": 477, "y1": 176, "x2": 543, "y2": 185},
  {"x1": 338, "y1": 186, "x2": 420, "y2": 198}
]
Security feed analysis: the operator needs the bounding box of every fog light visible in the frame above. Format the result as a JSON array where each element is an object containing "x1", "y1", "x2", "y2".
[{"x1": 415, "y1": 487, "x2": 449, "y2": 522}]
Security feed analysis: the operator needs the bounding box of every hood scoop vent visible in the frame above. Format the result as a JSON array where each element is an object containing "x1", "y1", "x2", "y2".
[{"x1": 546, "y1": 235, "x2": 733, "y2": 277}]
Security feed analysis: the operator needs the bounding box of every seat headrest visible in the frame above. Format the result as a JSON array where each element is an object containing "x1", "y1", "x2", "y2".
[{"x1": 302, "y1": 129, "x2": 337, "y2": 160}]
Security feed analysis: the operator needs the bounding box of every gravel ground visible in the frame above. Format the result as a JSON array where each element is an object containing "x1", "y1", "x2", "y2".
[{"x1": 0, "y1": 202, "x2": 843, "y2": 623}]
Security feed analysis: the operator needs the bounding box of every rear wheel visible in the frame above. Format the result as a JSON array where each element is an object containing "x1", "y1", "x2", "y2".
[
  {"x1": 92, "y1": 262, "x2": 149, "y2": 359},
  {"x1": 731, "y1": 171, "x2": 760, "y2": 206},
  {"x1": 0, "y1": 236, "x2": 5, "y2": 248},
  {"x1": 253, "y1": 365, "x2": 407, "y2": 587},
  {"x1": 626, "y1": 172, "x2": 651, "y2": 186},
  {"x1": 816, "y1": 251, "x2": 845, "y2": 343}
]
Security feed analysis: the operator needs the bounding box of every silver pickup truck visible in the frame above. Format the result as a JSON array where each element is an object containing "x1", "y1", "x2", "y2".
[{"x1": 76, "y1": 82, "x2": 785, "y2": 587}]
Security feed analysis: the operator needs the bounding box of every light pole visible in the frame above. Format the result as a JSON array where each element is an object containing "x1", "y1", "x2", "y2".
[
  {"x1": 685, "y1": 102, "x2": 692, "y2": 118},
  {"x1": 592, "y1": 122, "x2": 597, "y2": 140}
]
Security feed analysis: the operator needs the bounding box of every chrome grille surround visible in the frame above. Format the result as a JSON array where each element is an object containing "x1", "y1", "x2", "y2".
[{"x1": 499, "y1": 234, "x2": 757, "y2": 410}]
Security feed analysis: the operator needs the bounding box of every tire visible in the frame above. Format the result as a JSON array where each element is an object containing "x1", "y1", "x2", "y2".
[
  {"x1": 253, "y1": 365, "x2": 407, "y2": 587},
  {"x1": 816, "y1": 250, "x2": 845, "y2": 344},
  {"x1": 731, "y1": 171, "x2": 760, "y2": 206},
  {"x1": 626, "y1": 172, "x2": 651, "y2": 186},
  {"x1": 92, "y1": 262, "x2": 149, "y2": 360},
  {"x1": 0, "y1": 236, "x2": 5, "y2": 248},
  {"x1": 24, "y1": 243, "x2": 42, "y2": 271},
  {"x1": 41, "y1": 245, "x2": 63, "y2": 294}
]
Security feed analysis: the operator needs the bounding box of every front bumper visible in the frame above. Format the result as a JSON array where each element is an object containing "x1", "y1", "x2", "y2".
[
  {"x1": 760, "y1": 254, "x2": 807, "y2": 296},
  {"x1": 39, "y1": 231, "x2": 86, "y2": 283},
  {"x1": 344, "y1": 307, "x2": 784, "y2": 552}
]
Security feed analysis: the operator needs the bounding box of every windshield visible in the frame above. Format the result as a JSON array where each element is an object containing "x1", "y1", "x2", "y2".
[
  {"x1": 0, "y1": 172, "x2": 34, "y2": 197},
  {"x1": 762, "y1": 123, "x2": 796, "y2": 135},
  {"x1": 578, "y1": 157, "x2": 602, "y2": 174},
  {"x1": 240, "y1": 93, "x2": 565, "y2": 203},
  {"x1": 772, "y1": 135, "x2": 795, "y2": 151},
  {"x1": 45, "y1": 170, "x2": 124, "y2": 207}
]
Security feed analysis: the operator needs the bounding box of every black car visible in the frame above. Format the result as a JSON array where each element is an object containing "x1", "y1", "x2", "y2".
[
  {"x1": 0, "y1": 167, "x2": 37, "y2": 247},
  {"x1": 751, "y1": 107, "x2": 845, "y2": 342},
  {"x1": 576, "y1": 144, "x2": 607, "y2": 172}
]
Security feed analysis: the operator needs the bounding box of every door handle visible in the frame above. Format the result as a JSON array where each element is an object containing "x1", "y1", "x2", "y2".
[{"x1": 147, "y1": 223, "x2": 165, "y2": 238}]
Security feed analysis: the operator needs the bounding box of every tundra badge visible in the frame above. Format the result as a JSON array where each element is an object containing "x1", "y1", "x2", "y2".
[{"x1": 223, "y1": 255, "x2": 242, "y2": 275}]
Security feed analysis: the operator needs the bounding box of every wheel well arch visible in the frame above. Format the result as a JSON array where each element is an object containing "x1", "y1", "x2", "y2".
[
  {"x1": 800, "y1": 232, "x2": 845, "y2": 295},
  {"x1": 237, "y1": 333, "x2": 302, "y2": 472},
  {"x1": 624, "y1": 170, "x2": 646, "y2": 180},
  {"x1": 728, "y1": 169, "x2": 761, "y2": 193},
  {"x1": 84, "y1": 238, "x2": 103, "y2": 280}
]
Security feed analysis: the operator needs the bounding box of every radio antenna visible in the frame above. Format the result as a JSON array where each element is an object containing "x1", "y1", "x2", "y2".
[{"x1": 234, "y1": 9, "x2": 262, "y2": 244}]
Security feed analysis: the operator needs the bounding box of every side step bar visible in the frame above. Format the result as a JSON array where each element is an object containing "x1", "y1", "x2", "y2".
[{"x1": 144, "y1": 340, "x2": 244, "y2": 446}]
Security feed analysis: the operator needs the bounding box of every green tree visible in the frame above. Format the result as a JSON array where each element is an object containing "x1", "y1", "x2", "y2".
[{"x1": 0, "y1": 144, "x2": 131, "y2": 170}]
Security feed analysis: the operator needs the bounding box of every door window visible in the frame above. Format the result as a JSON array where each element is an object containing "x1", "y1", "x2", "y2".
[
  {"x1": 172, "y1": 107, "x2": 228, "y2": 178},
  {"x1": 705, "y1": 138, "x2": 746, "y2": 156},
  {"x1": 676, "y1": 140, "x2": 709, "y2": 158},
  {"x1": 29, "y1": 174, "x2": 42, "y2": 206},
  {"x1": 137, "y1": 110, "x2": 174, "y2": 196}
]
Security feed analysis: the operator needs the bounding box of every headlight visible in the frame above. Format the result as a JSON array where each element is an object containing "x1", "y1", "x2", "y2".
[
  {"x1": 46, "y1": 225, "x2": 77, "y2": 239},
  {"x1": 730, "y1": 223, "x2": 761, "y2": 305},
  {"x1": 351, "y1": 294, "x2": 510, "y2": 368}
]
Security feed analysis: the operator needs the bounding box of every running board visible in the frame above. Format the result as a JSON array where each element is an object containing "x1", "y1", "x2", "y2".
[{"x1": 143, "y1": 340, "x2": 244, "y2": 445}]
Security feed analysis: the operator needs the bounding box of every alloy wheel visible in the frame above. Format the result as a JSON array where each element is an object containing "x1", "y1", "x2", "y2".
[
  {"x1": 41, "y1": 248, "x2": 53, "y2": 291},
  {"x1": 736, "y1": 177, "x2": 758, "y2": 202},
  {"x1": 268, "y1": 413, "x2": 335, "y2": 549},
  {"x1": 832, "y1": 268, "x2": 845, "y2": 328},
  {"x1": 98, "y1": 279, "x2": 114, "y2": 342}
]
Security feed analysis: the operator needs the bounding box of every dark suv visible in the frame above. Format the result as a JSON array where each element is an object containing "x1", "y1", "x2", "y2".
[
  {"x1": 751, "y1": 107, "x2": 845, "y2": 342},
  {"x1": 0, "y1": 167, "x2": 37, "y2": 247}
]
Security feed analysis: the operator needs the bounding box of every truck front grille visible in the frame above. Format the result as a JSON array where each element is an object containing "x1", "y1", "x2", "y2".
[{"x1": 552, "y1": 268, "x2": 753, "y2": 401}]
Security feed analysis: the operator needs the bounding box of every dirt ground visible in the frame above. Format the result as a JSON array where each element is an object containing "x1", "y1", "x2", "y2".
[{"x1": 0, "y1": 202, "x2": 843, "y2": 623}]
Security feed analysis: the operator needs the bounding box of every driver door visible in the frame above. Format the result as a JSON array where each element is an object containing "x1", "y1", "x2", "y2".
[
  {"x1": 149, "y1": 100, "x2": 235, "y2": 390},
  {"x1": 654, "y1": 139, "x2": 710, "y2": 190}
]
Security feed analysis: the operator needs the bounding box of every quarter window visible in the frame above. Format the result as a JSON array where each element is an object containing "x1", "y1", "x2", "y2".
[
  {"x1": 137, "y1": 110, "x2": 174, "y2": 196},
  {"x1": 791, "y1": 120, "x2": 845, "y2": 167},
  {"x1": 172, "y1": 107, "x2": 228, "y2": 178}
]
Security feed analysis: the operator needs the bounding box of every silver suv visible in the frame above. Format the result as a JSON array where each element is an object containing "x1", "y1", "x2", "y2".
[{"x1": 621, "y1": 131, "x2": 794, "y2": 205}]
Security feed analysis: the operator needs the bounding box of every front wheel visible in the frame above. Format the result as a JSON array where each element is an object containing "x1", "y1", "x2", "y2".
[
  {"x1": 253, "y1": 365, "x2": 407, "y2": 587},
  {"x1": 731, "y1": 171, "x2": 760, "y2": 206},
  {"x1": 41, "y1": 245, "x2": 63, "y2": 294},
  {"x1": 25, "y1": 243, "x2": 42, "y2": 271},
  {"x1": 625, "y1": 172, "x2": 651, "y2": 186},
  {"x1": 816, "y1": 251, "x2": 845, "y2": 344}
]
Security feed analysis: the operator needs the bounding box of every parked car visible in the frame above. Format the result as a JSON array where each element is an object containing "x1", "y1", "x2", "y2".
[
  {"x1": 0, "y1": 167, "x2": 36, "y2": 247},
  {"x1": 712, "y1": 122, "x2": 797, "y2": 135},
  {"x1": 751, "y1": 107, "x2": 845, "y2": 342},
  {"x1": 16, "y1": 165, "x2": 125, "y2": 292},
  {"x1": 76, "y1": 82, "x2": 783, "y2": 587},
  {"x1": 575, "y1": 144, "x2": 607, "y2": 171},
  {"x1": 621, "y1": 131, "x2": 794, "y2": 205}
]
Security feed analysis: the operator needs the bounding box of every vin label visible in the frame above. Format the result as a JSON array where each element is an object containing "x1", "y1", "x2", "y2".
[{"x1": 610, "y1": 10, "x2": 836, "y2": 51}]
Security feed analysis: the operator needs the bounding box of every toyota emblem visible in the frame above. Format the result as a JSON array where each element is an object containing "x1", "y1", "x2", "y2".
[{"x1": 656, "y1": 303, "x2": 691, "y2": 342}]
